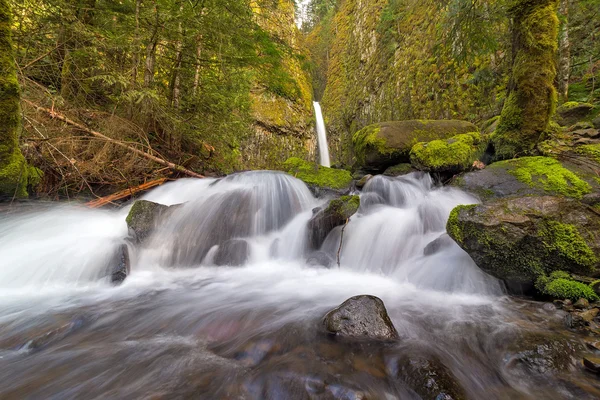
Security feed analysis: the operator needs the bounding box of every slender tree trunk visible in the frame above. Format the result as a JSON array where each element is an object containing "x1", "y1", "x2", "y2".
[
  {"x1": 144, "y1": 4, "x2": 160, "y2": 88},
  {"x1": 493, "y1": 0, "x2": 559, "y2": 159},
  {"x1": 131, "y1": 0, "x2": 142, "y2": 87},
  {"x1": 0, "y1": 0, "x2": 33, "y2": 198},
  {"x1": 558, "y1": 0, "x2": 570, "y2": 102},
  {"x1": 170, "y1": 3, "x2": 184, "y2": 108},
  {"x1": 192, "y1": 38, "x2": 202, "y2": 96}
]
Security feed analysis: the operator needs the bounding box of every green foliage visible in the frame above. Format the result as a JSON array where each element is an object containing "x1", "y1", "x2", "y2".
[
  {"x1": 540, "y1": 220, "x2": 598, "y2": 270},
  {"x1": 409, "y1": 131, "x2": 484, "y2": 173},
  {"x1": 577, "y1": 144, "x2": 600, "y2": 164},
  {"x1": 282, "y1": 157, "x2": 352, "y2": 189},
  {"x1": 536, "y1": 271, "x2": 599, "y2": 302},
  {"x1": 446, "y1": 204, "x2": 477, "y2": 244},
  {"x1": 502, "y1": 156, "x2": 591, "y2": 199}
]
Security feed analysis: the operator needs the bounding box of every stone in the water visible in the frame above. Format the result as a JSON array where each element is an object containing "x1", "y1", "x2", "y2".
[
  {"x1": 323, "y1": 295, "x2": 399, "y2": 340},
  {"x1": 126, "y1": 200, "x2": 171, "y2": 244},
  {"x1": 214, "y1": 239, "x2": 250, "y2": 266},
  {"x1": 108, "y1": 243, "x2": 130, "y2": 284},
  {"x1": 308, "y1": 196, "x2": 360, "y2": 250},
  {"x1": 423, "y1": 233, "x2": 455, "y2": 256},
  {"x1": 574, "y1": 298, "x2": 590, "y2": 310},
  {"x1": 356, "y1": 174, "x2": 373, "y2": 189},
  {"x1": 583, "y1": 356, "x2": 600, "y2": 373},
  {"x1": 306, "y1": 251, "x2": 334, "y2": 268}
]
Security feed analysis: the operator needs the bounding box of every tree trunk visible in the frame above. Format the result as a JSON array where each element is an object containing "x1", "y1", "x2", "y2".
[
  {"x1": 192, "y1": 39, "x2": 202, "y2": 96},
  {"x1": 493, "y1": 0, "x2": 560, "y2": 159},
  {"x1": 0, "y1": 0, "x2": 34, "y2": 198},
  {"x1": 558, "y1": 0, "x2": 570, "y2": 103},
  {"x1": 170, "y1": 3, "x2": 184, "y2": 108},
  {"x1": 144, "y1": 4, "x2": 160, "y2": 88},
  {"x1": 131, "y1": 0, "x2": 142, "y2": 87}
]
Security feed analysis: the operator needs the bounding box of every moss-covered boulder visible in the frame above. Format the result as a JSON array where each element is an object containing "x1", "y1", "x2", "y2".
[
  {"x1": 352, "y1": 120, "x2": 478, "y2": 173},
  {"x1": 555, "y1": 102, "x2": 596, "y2": 127},
  {"x1": 308, "y1": 195, "x2": 360, "y2": 250},
  {"x1": 452, "y1": 156, "x2": 593, "y2": 201},
  {"x1": 383, "y1": 163, "x2": 414, "y2": 177},
  {"x1": 410, "y1": 131, "x2": 485, "y2": 174},
  {"x1": 447, "y1": 196, "x2": 600, "y2": 292},
  {"x1": 126, "y1": 200, "x2": 173, "y2": 244},
  {"x1": 282, "y1": 157, "x2": 352, "y2": 193},
  {"x1": 536, "y1": 271, "x2": 599, "y2": 302}
]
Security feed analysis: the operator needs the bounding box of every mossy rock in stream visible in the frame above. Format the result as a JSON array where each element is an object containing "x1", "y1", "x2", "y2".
[
  {"x1": 410, "y1": 131, "x2": 486, "y2": 174},
  {"x1": 282, "y1": 157, "x2": 353, "y2": 192},
  {"x1": 308, "y1": 195, "x2": 360, "y2": 250},
  {"x1": 535, "y1": 271, "x2": 599, "y2": 302},
  {"x1": 0, "y1": 150, "x2": 42, "y2": 200},
  {"x1": 447, "y1": 196, "x2": 600, "y2": 293},
  {"x1": 126, "y1": 200, "x2": 175, "y2": 244},
  {"x1": 452, "y1": 156, "x2": 593, "y2": 201},
  {"x1": 352, "y1": 120, "x2": 478, "y2": 173}
]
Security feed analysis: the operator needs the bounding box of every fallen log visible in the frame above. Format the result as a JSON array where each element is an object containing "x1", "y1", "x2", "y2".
[
  {"x1": 22, "y1": 99, "x2": 205, "y2": 179},
  {"x1": 86, "y1": 178, "x2": 168, "y2": 208}
]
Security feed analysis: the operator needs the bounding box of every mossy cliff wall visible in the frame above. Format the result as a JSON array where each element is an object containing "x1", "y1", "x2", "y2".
[
  {"x1": 316, "y1": 0, "x2": 507, "y2": 165},
  {"x1": 243, "y1": 0, "x2": 316, "y2": 170},
  {"x1": 0, "y1": 0, "x2": 36, "y2": 198},
  {"x1": 493, "y1": 0, "x2": 559, "y2": 159}
]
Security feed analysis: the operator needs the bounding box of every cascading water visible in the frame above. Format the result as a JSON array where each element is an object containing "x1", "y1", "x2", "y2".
[
  {"x1": 313, "y1": 102, "x2": 331, "y2": 167},
  {"x1": 0, "y1": 172, "x2": 596, "y2": 399}
]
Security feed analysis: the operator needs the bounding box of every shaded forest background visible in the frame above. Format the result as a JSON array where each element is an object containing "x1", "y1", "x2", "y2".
[{"x1": 5, "y1": 0, "x2": 600, "y2": 199}]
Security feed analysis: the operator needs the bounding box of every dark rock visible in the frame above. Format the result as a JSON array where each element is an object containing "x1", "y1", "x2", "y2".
[
  {"x1": 214, "y1": 239, "x2": 250, "y2": 266},
  {"x1": 556, "y1": 102, "x2": 595, "y2": 126},
  {"x1": 583, "y1": 357, "x2": 600, "y2": 373},
  {"x1": 447, "y1": 196, "x2": 600, "y2": 290},
  {"x1": 108, "y1": 243, "x2": 130, "y2": 284},
  {"x1": 383, "y1": 163, "x2": 414, "y2": 177},
  {"x1": 323, "y1": 295, "x2": 399, "y2": 340},
  {"x1": 593, "y1": 281, "x2": 600, "y2": 296},
  {"x1": 125, "y1": 200, "x2": 171, "y2": 244},
  {"x1": 564, "y1": 313, "x2": 587, "y2": 330},
  {"x1": 385, "y1": 353, "x2": 466, "y2": 400},
  {"x1": 308, "y1": 196, "x2": 360, "y2": 250},
  {"x1": 505, "y1": 331, "x2": 584, "y2": 374},
  {"x1": 423, "y1": 233, "x2": 455, "y2": 256},
  {"x1": 306, "y1": 251, "x2": 335, "y2": 268},
  {"x1": 593, "y1": 116, "x2": 600, "y2": 129},
  {"x1": 356, "y1": 174, "x2": 372, "y2": 189},
  {"x1": 574, "y1": 298, "x2": 590, "y2": 310},
  {"x1": 353, "y1": 120, "x2": 478, "y2": 173}
]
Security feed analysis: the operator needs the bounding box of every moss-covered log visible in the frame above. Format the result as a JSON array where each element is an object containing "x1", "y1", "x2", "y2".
[
  {"x1": 0, "y1": 0, "x2": 36, "y2": 198},
  {"x1": 493, "y1": 0, "x2": 560, "y2": 159}
]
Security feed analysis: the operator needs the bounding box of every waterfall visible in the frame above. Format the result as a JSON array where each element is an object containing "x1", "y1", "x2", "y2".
[{"x1": 313, "y1": 102, "x2": 331, "y2": 167}]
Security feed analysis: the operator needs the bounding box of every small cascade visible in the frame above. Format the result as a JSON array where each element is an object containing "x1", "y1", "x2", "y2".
[{"x1": 313, "y1": 102, "x2": 331, "y2": 167}]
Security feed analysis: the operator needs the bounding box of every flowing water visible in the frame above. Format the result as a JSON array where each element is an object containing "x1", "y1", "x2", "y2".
[
  {"x1": 0, "y1": 172, "x2": 598, "y2": 399},
  {"x1": 314, "y1": 102, "x2": 331, "y2": 167}
]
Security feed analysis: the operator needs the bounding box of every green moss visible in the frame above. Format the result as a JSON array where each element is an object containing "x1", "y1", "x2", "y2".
[
  {"x1": 283, "y1": 157, "x2": 352, "y2": 189},
  {"x1": 446, "y1": 204, "x2": 477, "y2": 245},
  {"x1": 536, "y1": 272, "x2": 599, "y2": 302},
  {"x1": 499, "y1": 156, "x2": 591, "y2": 199},
  {"x1": 409, "y1": 132, "x2": 483, "y2": 173},
  {"x1": 352, "y1": 125, "x2": 390, "y2": 165},
  {"x1": 383, "y1": 163, "x2": 413, "y2": 177},
  {"x1": 494, "y1": 0, "x2": 559, "y2": 159},
  {"x1": 557, "y1": 101, "x2": 594, "y2": 112},
  {"x1": 326, "y1": 195, "x2": 360, "y2": 219},
  {"x1": 540, "y1": 221, "x2": 597, "y2": 271},
  {"x1": 576, "y1": 144, "x2": 600, "y2": 164}
]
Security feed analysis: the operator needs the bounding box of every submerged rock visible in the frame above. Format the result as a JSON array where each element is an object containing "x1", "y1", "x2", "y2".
[
  {"x1": 214, "y1": 239, "x2": 250, "y2": 267},
  {"x1": 108, "y1": 243, "x2": 130, "y2": 284},
  {"x1": 308, "y1": 195, "x2": 360, "y2": 250},
  {"x1": 447, "y1": 196, "x2": 600, "y2": 291},
  {"x1": 323, "y1": 295, "x2": 399, "y2": 340},
  {"x1": 355, "y1": 174, "x2": 372, "y2": 189},
  {"x1": 125, "y1": 200, "x2": 171, "y2": 244},
  {"x1": 306, "y1": 251, "x2": 335, "y2": 268},
  {"x1": 352, "y1": 120, "x2": 478, "y2": 173},
  {"x1": 423, "y1": 234, "x2": 455, "y2": 256}
]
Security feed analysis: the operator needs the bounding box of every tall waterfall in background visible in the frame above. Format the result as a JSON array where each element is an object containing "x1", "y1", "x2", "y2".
[{"x1": 313, "y1": 102, "x2": 331, "y2": 167}]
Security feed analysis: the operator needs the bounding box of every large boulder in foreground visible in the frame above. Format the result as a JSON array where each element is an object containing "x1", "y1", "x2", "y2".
[
  {"x1": 308, "y1": 195, "x2": 360, "y2": 250},
  {"x1": 323, "y1": 295, "x2": 399, "y2": 340},
  {"x1": 447, "y1": 196, "x2": 600, "y2": 292},
  {"x1": 352, "y1": 120, "x2": 478, "y2": 173},
  {"x1": 282, "y1": 157, "x2": 352, "y2": 195}
]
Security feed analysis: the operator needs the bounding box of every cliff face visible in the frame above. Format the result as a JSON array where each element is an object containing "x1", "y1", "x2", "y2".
[
  {"x1": 314, "y1": 0, "x2": 507, "y2": 165},
  {"x1": 243, "y1": 0, "x2": 316, "y2": 170}
]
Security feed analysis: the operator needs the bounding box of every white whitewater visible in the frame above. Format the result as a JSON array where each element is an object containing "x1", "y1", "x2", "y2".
[{"x1": 313, "y1": 102, "x2": 331, "y2": 167}]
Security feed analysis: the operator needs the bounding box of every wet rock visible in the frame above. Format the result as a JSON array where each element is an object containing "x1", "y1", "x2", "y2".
[
  {"x1": 386, "y1": 353, "x2": 466, "y2": 400},
  {"x1": 308, "y1": 196, "x2": 360, "y2": 250},
  {"x1": 323, "y1": 295, "x2": 399, "y2": 340},
  {"x1": 306, "y1": 251, "x2": 335, "y2": 269},
  {"x1": 542, "y1": 303, "x2": 557, "y2": 312},
  {"x1": 282, "y1": 157, "x2": 353, "y2": 194},
  {"x1": 423, "y1": 234, "x2": 455, "y2": 256},
  {"x1": 575, "y1": 298, "x2": 590, "y2": 310},
  {"x1": 355, "y1": 174, "x2": 372, "y2": 189},
  {"x1": 383, "y1": 163, "x2": 414, "y2": 177},
  {"x1": 505, "y1": 331, "x2": 584, "y2": 374},
  {"x1": 214, "y1": 239, "x2": 250, "y2": 266},
  {"x1": 564, "y1": 313, "x2": 587, "y2": 330},
  {"x1": 352, "y1": 120, "x2": 478, "y2": 173},
  {"x1": 126, "y1": 200, "x2": 171, "y2": 244},
  {"x1": 580, "y1": 308, "x2": 599, "y2": 322},
  {"x1": 555, "y1": 102, "x2": 595, "y2": 126},
  {"x1": 583, "y1": 357, "x2": 600, "y2": 374},
  {"x1": 108, "y1": 243, "x2": 130, "y2": 284},
  {"x1": 447, "y1": 196, "x2": 600, "y2": 291}
]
